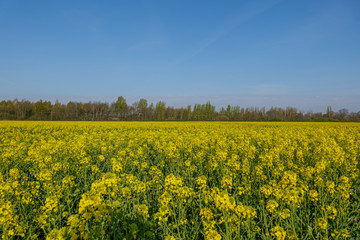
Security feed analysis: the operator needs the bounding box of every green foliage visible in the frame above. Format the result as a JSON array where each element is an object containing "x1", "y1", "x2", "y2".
[
  {"x1": 115, "y1": 96, "x2": 127, "y2": 117},
  {"x1": 156, "y1": 101, "x2": 166, "y2": 121},
  {"x1": 0, "y1": 98, "x2": 359, "y2": 122}
]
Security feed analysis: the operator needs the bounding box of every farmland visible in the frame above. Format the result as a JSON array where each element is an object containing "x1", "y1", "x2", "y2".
[{"x1": 0, "y1": 121, "x2": 359, "y2": 239}]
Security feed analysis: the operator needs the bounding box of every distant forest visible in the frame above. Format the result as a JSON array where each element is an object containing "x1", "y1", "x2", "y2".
[{"x1": 0, "y1": 97, "x2": 359, "y2": 122}]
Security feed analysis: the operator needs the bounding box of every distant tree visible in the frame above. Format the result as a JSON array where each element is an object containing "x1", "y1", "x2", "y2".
[
  {"x1": 192, "y1": 104, "x2": 200, "y2": 120},
  {"x1": 296, "y1": 111, "x2": 304, "y2": 121},
  {"x1": 259, "y1": 107, "x2": 266, "y2": 120},
  {"x1": 186, "y1": 105, "x2": 192, "y2": 120},
  {"x1": 326, "y1": 106, "x2": 333, "y2": 120},
  {"x1": 215, "y1": 114, "x2": 229, "y2": 121},
  {"x1": 0, "y1": 100, "x2": 16, "y2": 119},
  {"x1": 232, "y1": 106, "x2": 241, "y2": 120},
  {"x1": 178, "y1": 107, "x2": 185, "y2": 120},
  {"x1": 285, "y1": 107, "x2": 297, "y2": 121},
  {"x1": 165, "y1": 107, "x2": 179, "y2": 120},
  {"x1": 13, "y1": 99, "x2": 32, "y2": 119},
  {"x1": 205, "y1": 101, "x2": 215, "y2": 120},
  {"x1": 66, "y1": 101, "x2": 78, "y2": 120},
  {"x1": 304, "y1": 110, "x2": 313, "y2": 121},
  {"x1": 136, "y1": 98, "x2": 148, "y2": 120},
  {"x1": 226, "y1": 105, "x2": 232, "y2": 120},
  {"x1": 128, "y1": 104, "x2": 136, "y2": 120},
  {"x1": 82, "y1": 102, "x2": 93, "y2": 120},
  {"x1": 147, "y1": 103, "x2": 155, "y2": 120},
  {"x1": 349, "y1": 111, "x2": 360, "y2": 122},
  {"x1": 52, "y1": 100, "x2": 65, "y2": 120},
  {"x1": 338, "y1": 108, "x2": 349, "y2": 121},
  {"x1": 33, "y1": 100, "x2": 51, "y2": 120},
  {"x1": 115, "y1": 96, "x2": 127, "y2": 119},
  {"x1": 155, "y1": 101, "x2": 166, "y2": 120},
  {"x1": 267, "y1": 107, "x2": 279, "y2": 121},
  {"x1": 1, "y1": 97, "x2": 360, "y2": 122}
]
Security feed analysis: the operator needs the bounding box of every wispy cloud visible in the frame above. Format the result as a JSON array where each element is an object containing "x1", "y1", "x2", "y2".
[{"x1": 170, "y1": 0, "x2": 282, "y2": 65}]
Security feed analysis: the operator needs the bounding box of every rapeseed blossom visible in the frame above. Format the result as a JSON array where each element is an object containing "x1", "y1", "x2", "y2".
[{"x1": 0, "y1": 121, "x2": 359, "y2": 239}]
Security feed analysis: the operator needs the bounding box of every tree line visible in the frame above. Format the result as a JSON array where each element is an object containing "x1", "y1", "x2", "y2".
[{"x1": 0, "y1": 97, "x2": 359, "y2": 122}]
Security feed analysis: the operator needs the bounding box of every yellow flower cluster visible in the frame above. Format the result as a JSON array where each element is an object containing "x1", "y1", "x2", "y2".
[{"x1": 0, "y1": 121, "x2": 359, "y2": 239}]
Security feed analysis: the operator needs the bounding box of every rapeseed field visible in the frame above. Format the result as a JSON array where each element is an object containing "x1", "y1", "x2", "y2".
[{"x1": 0, "y1": 121, "x2": 359, "y2": 239}]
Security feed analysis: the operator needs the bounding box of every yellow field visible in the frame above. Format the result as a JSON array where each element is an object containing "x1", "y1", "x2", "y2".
[{"x1": 0, "y1": 121, "x2": 359, "y2": 239}]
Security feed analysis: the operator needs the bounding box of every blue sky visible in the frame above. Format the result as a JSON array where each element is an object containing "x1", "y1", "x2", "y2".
[{"x1": 1, "y1": 0, "x2": 359, "y2": 112}]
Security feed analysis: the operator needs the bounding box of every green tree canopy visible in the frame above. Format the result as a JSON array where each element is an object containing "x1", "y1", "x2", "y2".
[
  {"x1": 115, "y1": 96, "x2": 127, "y2": 116},
  {"x1": 155, "y1": 101, "x2": 166, "y2": 120}
]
